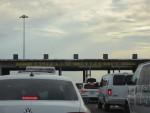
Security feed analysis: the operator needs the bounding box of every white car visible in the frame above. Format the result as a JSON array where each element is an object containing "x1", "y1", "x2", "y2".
[
  {"x1": 124, "y1": 62, "x2": 150, "y2": 113},
  {"x1": 80, "y1": 82, "x2": 100, "y2": 104},
  {"x1": 0, "y1": 74, "x2": 91, "y2": 113},
  {"x1": 98, "y1": 73, "x2": 133, "y2": 111}
]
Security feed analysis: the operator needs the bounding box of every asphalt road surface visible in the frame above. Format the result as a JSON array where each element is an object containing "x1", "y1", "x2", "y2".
[{"x1": 86, "y1": 103, "x2": 124, "y2": 113}]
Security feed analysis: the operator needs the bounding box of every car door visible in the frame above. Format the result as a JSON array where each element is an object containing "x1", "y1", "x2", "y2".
[{"x1": 129, "y1": 65, "x2": 142, "y2": 113}]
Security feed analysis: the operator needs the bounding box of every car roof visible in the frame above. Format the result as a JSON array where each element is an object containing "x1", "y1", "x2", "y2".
[
  {"x1": 109, "y1": 72, "x2": 133, "y2": 75},
  {"x1": 102, "y1": 72, "x2": 133, "y2": 78},
  {"x1": 138, "y1": 61, "x2": 150, "y2": 67},
  {"x1": 0, "y1": 74, "x2": 72, "y2": 81}
]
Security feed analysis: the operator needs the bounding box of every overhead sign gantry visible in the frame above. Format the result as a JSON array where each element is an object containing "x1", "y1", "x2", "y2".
[{"x1": 0, "y1": 54, "x2": 149, "y2": 81}]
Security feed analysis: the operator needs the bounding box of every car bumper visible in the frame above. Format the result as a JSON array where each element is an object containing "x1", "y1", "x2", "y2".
[
  {"x1": 106, "y1": 99, "x2": 126, "y2": 105},
  {"x1": 82, "y1": 97, "x2": 98, "y2": 103}
]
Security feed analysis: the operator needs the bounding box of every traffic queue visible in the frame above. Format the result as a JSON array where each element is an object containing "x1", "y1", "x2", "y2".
[
  {"x1": 77, "y1": 62, "x2": 150, "y2": 113},
  {"x1": 0, "y1": 61, "x2": 150, "y2": 113}
]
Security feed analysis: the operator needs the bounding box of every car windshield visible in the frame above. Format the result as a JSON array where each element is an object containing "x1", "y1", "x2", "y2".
[{"x1": 0, "y1": 79, "x2": 78, "y2": 100}]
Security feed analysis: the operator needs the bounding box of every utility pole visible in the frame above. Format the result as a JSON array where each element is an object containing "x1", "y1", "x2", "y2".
[{"x1": 19, "y1": 15, "x2": 28, "y2": 59}]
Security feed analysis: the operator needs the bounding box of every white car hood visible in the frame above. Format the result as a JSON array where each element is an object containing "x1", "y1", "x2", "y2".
[{"x1": 0, "y1": 101, "x2": 81, "y2": 113}]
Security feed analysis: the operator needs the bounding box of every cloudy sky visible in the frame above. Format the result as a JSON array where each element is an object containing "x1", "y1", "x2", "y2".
[{"x1": 1, "y1": 0, "x2": 150, "y2": 82}]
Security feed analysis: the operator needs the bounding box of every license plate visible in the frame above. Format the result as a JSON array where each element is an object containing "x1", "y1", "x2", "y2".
[{"x1": 90, "y1": 91, "x2": 94, "y2": 94}]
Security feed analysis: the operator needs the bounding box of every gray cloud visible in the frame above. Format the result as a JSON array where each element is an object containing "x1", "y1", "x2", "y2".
[{"x1": 0, "y1": 0, "x2": 150, "y2": 59}]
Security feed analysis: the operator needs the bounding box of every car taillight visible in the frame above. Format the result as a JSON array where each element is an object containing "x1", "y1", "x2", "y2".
[
  {"x1": 89, "y1": 83, "x2": 94, "y2": 86},
  {"x1": 81, "y1": 89, "x2": 87, "y2": 93},
  {"x1": 107, "y1": 89, "x2": 112, "y2": 95},
  {"x1": 22, "y1": 96, "x2": 38, "y2": 100},
  {"x1": 98, "y1": 89, "x2": 100, "y2": 93}
]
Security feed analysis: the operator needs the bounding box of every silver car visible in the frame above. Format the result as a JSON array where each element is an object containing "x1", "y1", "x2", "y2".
[{"x1": 0, "y1": 74, "x2": 91, "y2": 113}]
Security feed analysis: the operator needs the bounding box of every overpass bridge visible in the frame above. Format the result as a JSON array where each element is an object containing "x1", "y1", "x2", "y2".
[{"x1": 0, "y1": 58, "x2": 149, "y2": 81}]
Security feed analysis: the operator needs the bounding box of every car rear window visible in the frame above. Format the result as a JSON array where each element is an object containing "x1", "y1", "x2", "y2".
[
  {"x1": 0, "y1": 79, "x2": 78, "y2": 100},
  {"x1": 113, "y1": 75, "x2": 125, "y2": 85},
  {"x1": 113, "y1": 74, "x2": 133, "y2": 85},
  {"x1": 84, "y1": 82, "x2": 100, "y2": 89},
  {"x1": 125, "y1": 75, "x2": 133, "y2": 85}
]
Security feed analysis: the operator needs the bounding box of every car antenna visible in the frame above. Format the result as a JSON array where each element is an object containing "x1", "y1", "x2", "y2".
[{"x1": 30, "y1": 72, "x2": 34, "y2": 77}]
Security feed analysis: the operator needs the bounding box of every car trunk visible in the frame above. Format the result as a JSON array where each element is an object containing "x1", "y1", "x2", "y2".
[
  {"x1": 0, "y1": 101, "x2": 81, "y2": 113},
  {"x1": 110, "y1": 75, "x2": 128, "y2": 99},
  {"x1": 111, "y1": 85, "x2": 128, "y2": 98},
  {"x1": 83, "y1": 89, "x2": 99, "y2": 98}
]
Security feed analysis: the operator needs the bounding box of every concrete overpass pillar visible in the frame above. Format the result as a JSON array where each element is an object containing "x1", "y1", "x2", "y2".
[
  {"x1": 83, "y1": 70, "x2": 86, "y2": 82},
  {"x1": 85, "y1": 70, "x2": 88, "y2": 79},
  {"x1": 59, "y1": 68, "x2": 62, "y2": 76},
  {"x1": 89, "y1": 68, "x2": 91, "y2": 77}
]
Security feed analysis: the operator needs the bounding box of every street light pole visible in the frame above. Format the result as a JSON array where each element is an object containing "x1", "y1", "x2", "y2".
[{"x1": 19, "y1": 15, "x2": 28, "y2": 59}]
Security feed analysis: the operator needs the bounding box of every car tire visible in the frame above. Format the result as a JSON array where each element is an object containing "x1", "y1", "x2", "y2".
[
  {"x1": 124, "y1": 101, "x2": 130, "y2": 113},
  {"x1": 104, "y1": 103, "x2": 110, "y2": 111},
  {"x1": 98, "y1": 100, "x2": 102, "y2": 109}
]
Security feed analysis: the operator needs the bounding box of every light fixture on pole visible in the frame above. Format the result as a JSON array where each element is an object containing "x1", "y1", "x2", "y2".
[{"x1": 19, "y1": 15, "x2": 28, "y2": 59}]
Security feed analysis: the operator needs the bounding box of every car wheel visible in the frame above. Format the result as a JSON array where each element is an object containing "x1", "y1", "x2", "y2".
[
  {"x1": 124, "y1": 101, "x2": 130, "y2": 113},
  {"x1": 104, "y1": 103, "x2": 110, "y2": 111},
  {"x1": 98, "y1": 100, "x2": 102, "y2": 109}
]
